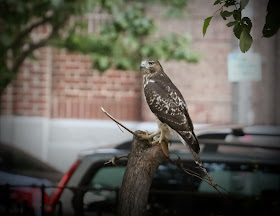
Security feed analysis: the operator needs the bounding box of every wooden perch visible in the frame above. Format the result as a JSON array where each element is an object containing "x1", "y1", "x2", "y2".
[
  {"x1": 118, "y1": 131, "x2": 168, "y2": 216},
  {"x1": 101, "y1": 107, "x2": 228, "y2": 215}
]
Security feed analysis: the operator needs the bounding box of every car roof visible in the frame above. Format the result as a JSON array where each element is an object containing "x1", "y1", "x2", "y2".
[
  {"x1": 115, "y1": 125, "x2": 280, "y2": 149},
  {"x1": 79, "y1": 125, "x2": 280, "y2": 166},
  {"x1": 79, "y1": 143, "x2": 280, "y2": 166},
  {"x1": 0, "y1": 142, "x2": 63, "y2": 182}
]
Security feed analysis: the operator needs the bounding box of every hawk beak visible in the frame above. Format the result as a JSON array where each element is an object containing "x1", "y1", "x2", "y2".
[{"x1": 140, "y1": 60, "x2": 149, "y2": 69}]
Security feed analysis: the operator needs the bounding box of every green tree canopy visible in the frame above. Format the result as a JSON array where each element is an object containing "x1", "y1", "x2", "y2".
[{"x1": 0, "y1": 0, "x2": 198, "y2": 94}]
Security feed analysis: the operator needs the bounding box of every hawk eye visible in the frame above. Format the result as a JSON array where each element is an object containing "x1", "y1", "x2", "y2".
[{"x1": 148, "y1": 61, "x2": 154, "y2": 66}]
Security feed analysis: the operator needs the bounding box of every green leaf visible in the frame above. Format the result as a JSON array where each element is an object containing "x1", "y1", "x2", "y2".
[
  {"x1": 220, "y1": 10, "x2": 233, "y2": 18},
  {"x1": 262, "y1": 0, "x2": 280, "y2": 38},
  {"x1": 263, "y1": 23, "x2": 279, "y2": 38},
  {"x1": 0, "y1": 33, "x2": 13, "y2": 47},
  {"x1": 239, "y1": 29, "x2": 253, "y2": 53},
  {"x1": 214, "y1": 0, "x2": 221, "y2": 5},
  {"x1": 242, "y1": 17, "x2": 252, "y2": 32},
  {"x1": 233, "y1": 9, "x2": 242, "y2": 21},
  {"x1": 226, "y1": 21, "x2": 238, "y2": 27},
  {"x1": 28, "y1": 54, "x2": 38, "y2": 61},
  {"x1": 203, "y1": 16, "x2": 212, "y2": 37},
  {"x1": 51, "y1": 0, "x2": 63, "y2": 8},
  {"x1": 93, "y1": 56, "x2": 111, "y2": 72},
  {"x1": 224, "y1": 0, "x2": 236, "y2": 7},
  {"x1": 233, "y1": 23, "x2": 243, "y2": 39},
  {"x1": 240, "y1": 0, "x2": 249, "y2": 10},
  {"x1": 220, "y1": 11, "x2": 226, "y2": 20},
  {"x1": 242, "y1": 17, "x2": 252, "y2": 27}
]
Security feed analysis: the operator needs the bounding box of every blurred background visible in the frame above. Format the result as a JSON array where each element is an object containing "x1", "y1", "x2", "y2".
[
  {"x1": 1, "y1": 1, "x2": 280, "y2": 215},
  {"x1": 0, "y1": 0, "x2": 279, "y2": 172}
]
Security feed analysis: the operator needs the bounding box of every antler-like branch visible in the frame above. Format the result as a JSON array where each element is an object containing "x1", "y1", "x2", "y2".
[{"x1": 101, "y1": 107, "x2": 140, "y2": 138}]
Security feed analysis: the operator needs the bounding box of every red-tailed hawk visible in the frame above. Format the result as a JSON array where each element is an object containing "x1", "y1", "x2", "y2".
[{"x1": 140, "y1": 59, "x2": 200, "y2": 160}]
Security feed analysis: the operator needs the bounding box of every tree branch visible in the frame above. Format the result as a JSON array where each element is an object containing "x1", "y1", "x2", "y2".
[
  {"x1": 101, "y1": 109, "x2": 229, "y2": 215},
  {"x1": 12, "y1": 22, "x2": 60, "y2": 73},
  {"x1": 9, "y1": 15, "x2": 53, "y2": 50},
  {"x1": 168, "y1": 157, "x2": 230, "y2": 198},
  {"x1": 104, "y1": 155, "x2": 129, "y2": 165},
  {"x1": 101, "y1": 107, "x2": 140, "y2": 138},
  {"x1": 118, "y1": 132, "x2": 168, "y2": 216}
]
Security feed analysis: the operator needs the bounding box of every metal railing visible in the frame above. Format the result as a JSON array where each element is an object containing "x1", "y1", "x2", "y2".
[{"x1": 0, "y1": 184, "x2": 120, "y2": 216}]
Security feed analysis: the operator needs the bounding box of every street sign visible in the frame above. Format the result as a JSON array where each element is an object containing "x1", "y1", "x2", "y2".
[{"x1": 228, "y1": 52, "x2": 262, "y2": 82}]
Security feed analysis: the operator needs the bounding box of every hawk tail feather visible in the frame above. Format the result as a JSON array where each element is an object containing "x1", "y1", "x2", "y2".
[{"x1": 177, "y1": 131, "x2": 200, "y2": 154}]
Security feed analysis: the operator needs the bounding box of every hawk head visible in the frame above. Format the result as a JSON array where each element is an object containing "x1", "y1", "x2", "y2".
[{"x1": 140, "y1": 59, "x2": 163, "y2": 75}]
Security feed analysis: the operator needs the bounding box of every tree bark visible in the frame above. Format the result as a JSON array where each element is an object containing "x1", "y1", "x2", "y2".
[{"x1": 118, "y1": 131, "x2": 167, "y2": 216}]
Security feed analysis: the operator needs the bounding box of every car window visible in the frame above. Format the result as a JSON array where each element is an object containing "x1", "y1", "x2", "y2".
[
  {"x1": 199, "y1": 170, "x2": 280, "y2": 195},
  {"x1": 91, "y1": 167, "x2": 126, "y2": 189},
  {"x1": 86, "y1": 161, "x2": 280, "y2": 193},
  {"x1": 82, "y1": 167, "x2": 126, "y2": 215}
]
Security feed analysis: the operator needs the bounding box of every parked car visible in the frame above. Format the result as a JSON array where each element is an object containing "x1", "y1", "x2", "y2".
[
  {"x1": 0, "y1": 143, "x2": 63, "y2": 216},
  {"x1": 47, "y1": 126, "x2": 280, "y2": 216}
]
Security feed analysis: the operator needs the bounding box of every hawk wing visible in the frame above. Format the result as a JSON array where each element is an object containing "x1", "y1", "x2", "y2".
[{"x1": 144, "y1": 75, "x2": 200, "y2": 153}]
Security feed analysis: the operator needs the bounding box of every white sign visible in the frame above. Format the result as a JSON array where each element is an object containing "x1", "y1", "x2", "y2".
[{"x1": 228, "y1": 52, "x2": 262, "y2": 82}]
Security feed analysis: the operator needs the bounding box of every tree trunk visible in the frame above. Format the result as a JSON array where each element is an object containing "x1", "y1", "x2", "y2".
[{"x1": 118, "y1": 131, "x2": 167, "y2": 216}]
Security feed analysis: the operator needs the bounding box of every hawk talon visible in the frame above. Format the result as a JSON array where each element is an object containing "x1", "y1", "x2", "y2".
[
  {"x1": 151, "y1": 136, "x2": 163, "y2": 144},
  {"x1": 151, "y1": 129, "x2": 166, "y2": 144},
  {"x1": 138, "y1": 131, "x2": 154, "y2": 143}
]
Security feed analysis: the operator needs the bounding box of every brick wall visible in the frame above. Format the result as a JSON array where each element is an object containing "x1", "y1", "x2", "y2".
[
  {"x1": 1, "y1": 48, "x2": 51, "y2": 117},
  {"x1": 1, "y1": 48, "x2": 142, "y2": 121},
  {"x1": 51, "y1": 49, "x2": 142, "y2": 121}
]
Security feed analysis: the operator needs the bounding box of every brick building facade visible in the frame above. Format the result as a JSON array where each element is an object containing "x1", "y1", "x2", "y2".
[
  {"x1": 1, "y1": 0, "x2": 236, "y2": 124},
  {"x1": 1, "y1": 48, "x2": 143, "y2": 121}
]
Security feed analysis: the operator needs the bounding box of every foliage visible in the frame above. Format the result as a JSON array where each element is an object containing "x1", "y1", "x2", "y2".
[
  {"x1": 152, "y1": 0, "x2": 190, "y2": 18},
  {"x1": 0, "y1": 0, "x2": 198, "y2": 94},
  {"x1": 52, "y1": 1, "x2": 199, "y2": 72},
  {"x1": 0, "y1": 0, "x2": 93, "y2": 93},
  {"x1": 203, "y1": 0, "x2": 280, "y2": 53}
]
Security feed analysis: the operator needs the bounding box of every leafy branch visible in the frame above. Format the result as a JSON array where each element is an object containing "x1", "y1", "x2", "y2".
[
  {"x1": 53, "y1": 2, "x2": 199, "y2": 72},
  {"x1": 203, "y1": 0, "x2": 280, "y2": 53}
]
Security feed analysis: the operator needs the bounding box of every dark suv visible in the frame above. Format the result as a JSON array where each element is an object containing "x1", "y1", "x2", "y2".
[{"x1": 47, "y1": 126, "x2": 280, "y2": 216}]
